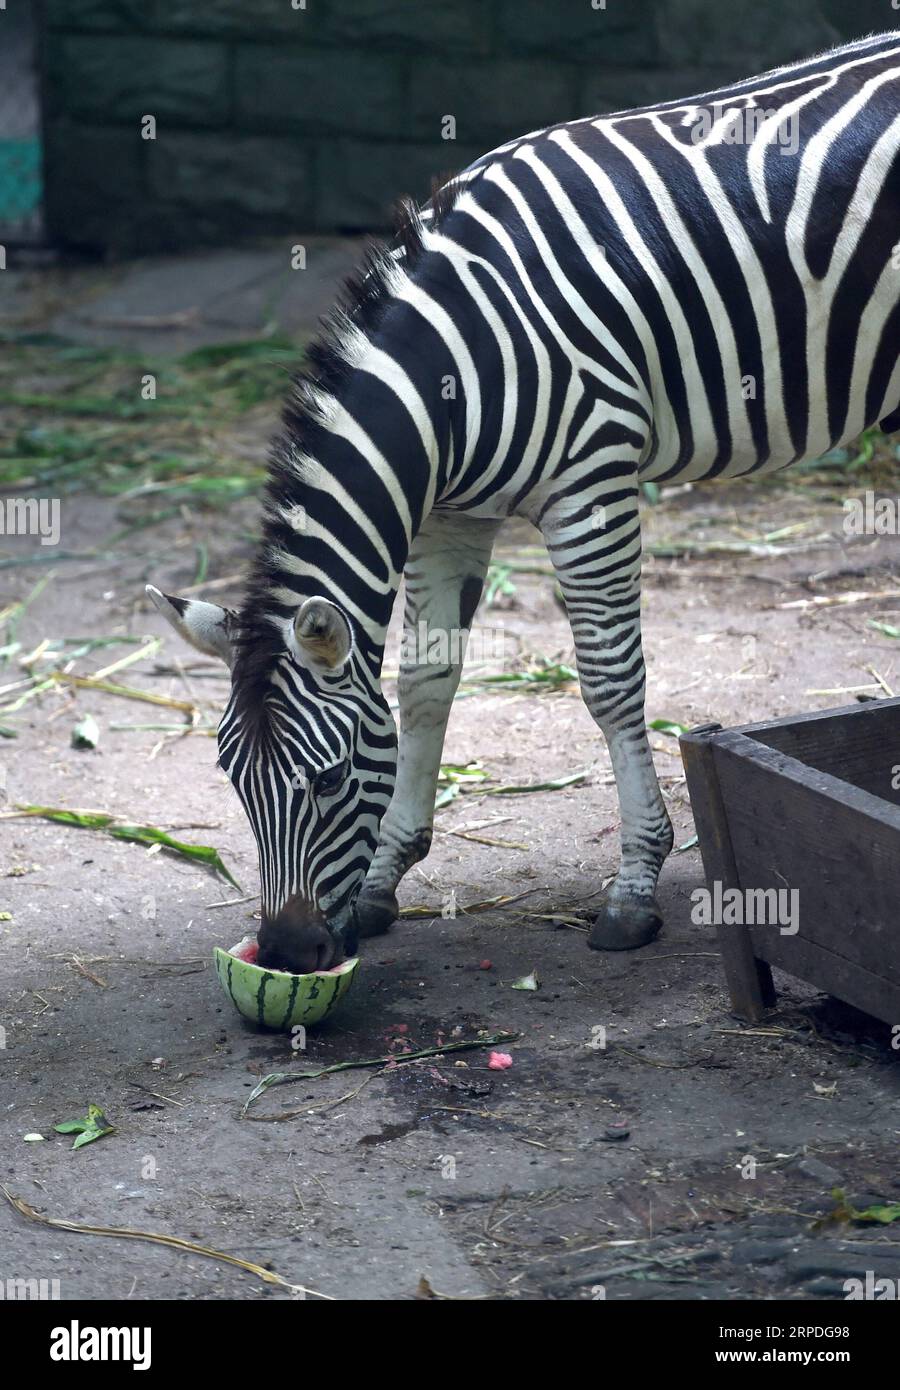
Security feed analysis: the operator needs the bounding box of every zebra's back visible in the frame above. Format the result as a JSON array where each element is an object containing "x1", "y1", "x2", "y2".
[{"x1": 423, "y1": 30, "x2": 900, "y2": 507}]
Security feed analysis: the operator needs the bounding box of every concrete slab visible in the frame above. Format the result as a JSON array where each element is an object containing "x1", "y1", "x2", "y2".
[{"x1": 2, "y1": 237, "x2": 366, "y2": 357}]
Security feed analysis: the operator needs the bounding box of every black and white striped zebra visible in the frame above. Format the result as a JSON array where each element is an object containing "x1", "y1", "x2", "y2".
[{"x1": 149, "y1": 32, "x2": 900, "y2": 973}]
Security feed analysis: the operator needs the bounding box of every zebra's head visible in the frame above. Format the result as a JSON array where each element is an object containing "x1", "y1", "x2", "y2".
[{"x1": 146, "y1": 585, "x2": 397, "y2": 973}]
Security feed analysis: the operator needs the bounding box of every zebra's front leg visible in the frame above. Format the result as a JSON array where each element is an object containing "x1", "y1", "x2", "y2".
[
  {"x1": 544, "y1": 496, "x2": 673, "y2": 950},
  {"x1": 353, "y1": 513, "x2": 502, "y2": 939},
  {"x1": 586, "y1": 695, "x2": 674, "y2": 950}
]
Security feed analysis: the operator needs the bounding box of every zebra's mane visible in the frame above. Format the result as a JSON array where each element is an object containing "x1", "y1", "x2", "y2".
[{"x1": 230, "y1": 176, "x2": 464, "y2": 736}]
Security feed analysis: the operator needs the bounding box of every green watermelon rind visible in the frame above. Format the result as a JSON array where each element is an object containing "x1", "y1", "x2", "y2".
[{"x1": 213, "y1": 947, "x2": 358, "y2": 1029}]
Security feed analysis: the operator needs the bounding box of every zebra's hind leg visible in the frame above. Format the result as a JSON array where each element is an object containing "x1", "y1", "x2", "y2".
[
  {"x1": 353, "y1": 512, "x2": 502, "y2": 939},
  {"x1": 542, "y1": 492, "x2": 673, "y2": 951}
]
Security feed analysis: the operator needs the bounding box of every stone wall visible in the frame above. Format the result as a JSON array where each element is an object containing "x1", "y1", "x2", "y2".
[{"x1": 40, "y1": 0, "x2": 894, "y2": 254}]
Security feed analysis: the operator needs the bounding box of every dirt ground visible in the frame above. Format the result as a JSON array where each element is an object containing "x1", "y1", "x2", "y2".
[{"x1": 3, "y1": 256, "x2": 900, "y2": 1303}]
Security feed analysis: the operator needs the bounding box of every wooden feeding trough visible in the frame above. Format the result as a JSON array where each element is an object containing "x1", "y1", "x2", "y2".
[{"x1": 680, "y1": 699, "x2": 900, "y2": 1027}]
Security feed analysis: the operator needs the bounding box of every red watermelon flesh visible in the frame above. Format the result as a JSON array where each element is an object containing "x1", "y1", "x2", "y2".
[
  {"x1": 227, "y1": 934, "x2": 348, "y2": 975},
  {"x1": 232, "y1": 937, "x2": 259, "y2": 964}
]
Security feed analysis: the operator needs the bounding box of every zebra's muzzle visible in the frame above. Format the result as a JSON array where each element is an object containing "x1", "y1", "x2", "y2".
[{"x1": 257, "y1": 896, "x2": 341, "y2": 974}]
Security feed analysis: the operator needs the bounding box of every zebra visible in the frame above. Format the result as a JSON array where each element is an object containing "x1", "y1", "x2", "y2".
[{"x1": 148, "y1": 32, "x2": 900, "y2": 974}]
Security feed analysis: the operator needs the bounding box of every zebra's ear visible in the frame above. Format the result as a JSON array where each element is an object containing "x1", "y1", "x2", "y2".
[
  {"x1": 145, "y1": 585, "x2": 237, "y2": 668},
  {"x1": 292, "y1": 597, "x2": 353, "y2": 673}
]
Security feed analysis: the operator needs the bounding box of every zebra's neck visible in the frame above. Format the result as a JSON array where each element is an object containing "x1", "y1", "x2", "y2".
[{"x1": 245, "y1": 264, "x2": 465, "y2": 675}]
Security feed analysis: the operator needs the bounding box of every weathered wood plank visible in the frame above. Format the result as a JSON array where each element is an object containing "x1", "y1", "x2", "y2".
[
  {"x1": 748, "y1": 930, "x2": 900, "y2": 1028},
  {"x1": 680, "y1": 724, "x2": 776, "y2": 1022},
  {"x1": 682, "y1": 703, "x2": 900, "y2": 1028},
  {"x1": 712, "y1": 735, "x2": 900, "y2": 986},
  {"x1": 740, "y1": 696, "x2": 900, "y2": 807}
]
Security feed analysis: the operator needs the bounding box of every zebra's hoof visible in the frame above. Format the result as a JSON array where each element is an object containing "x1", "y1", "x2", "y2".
[
  {"x1": 588, "y1": 893, "x2": 662, "y2": 951},
  {"x1": 353, "y1": 887, "x2": 399, "y2": 939}
]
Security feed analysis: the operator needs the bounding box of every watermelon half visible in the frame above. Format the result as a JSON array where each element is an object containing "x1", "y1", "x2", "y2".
[{"x1": 213, "y1": 934, "x2": 359, "y2": 1029}]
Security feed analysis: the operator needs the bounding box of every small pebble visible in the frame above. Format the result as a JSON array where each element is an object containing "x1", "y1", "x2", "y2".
[{"x1": 600, "y1": 1124, "x2": 630, "y2": 1143}]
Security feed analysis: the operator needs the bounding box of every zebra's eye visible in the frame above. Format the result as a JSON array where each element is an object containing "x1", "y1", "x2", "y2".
[{"x1": 314, "y1": 759, "x2": 349, "y2": 796}]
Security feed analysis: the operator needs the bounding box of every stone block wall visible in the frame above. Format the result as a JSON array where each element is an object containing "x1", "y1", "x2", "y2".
[{"x1": 39, "y1": 0, "x2": 893, "y2": 254}]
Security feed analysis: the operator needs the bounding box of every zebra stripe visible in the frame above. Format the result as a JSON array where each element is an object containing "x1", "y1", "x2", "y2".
[{"x1": 189, "y1": 32, "x2": 900, "y2": 967}]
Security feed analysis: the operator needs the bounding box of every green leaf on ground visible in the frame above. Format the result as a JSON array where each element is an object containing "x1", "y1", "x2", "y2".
[
  {"x1": 54, "y1": 1104, "x2": 115, "y2": 1150},
  {"x1": 817, "y1": 1189, "x2": 900, "y2": 1229},
  {"x1": 473, "y1": 662, "x2": 578, "y2": 691},
  {"x1": 487, "y1": 769, "x2": 589, "y2": 795},
  {"x1": 484, "y1": 564, "x2": 518, "y2": 605},
  {"x1": 649, "y1": 719, "x2": 690, "y2": 738},
  {"x1": 438, "y1": 763, "x2": 488, "y2": 785},
  {"x1": 10, "y1": 805, "x2": 241, "y2": 888}
]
